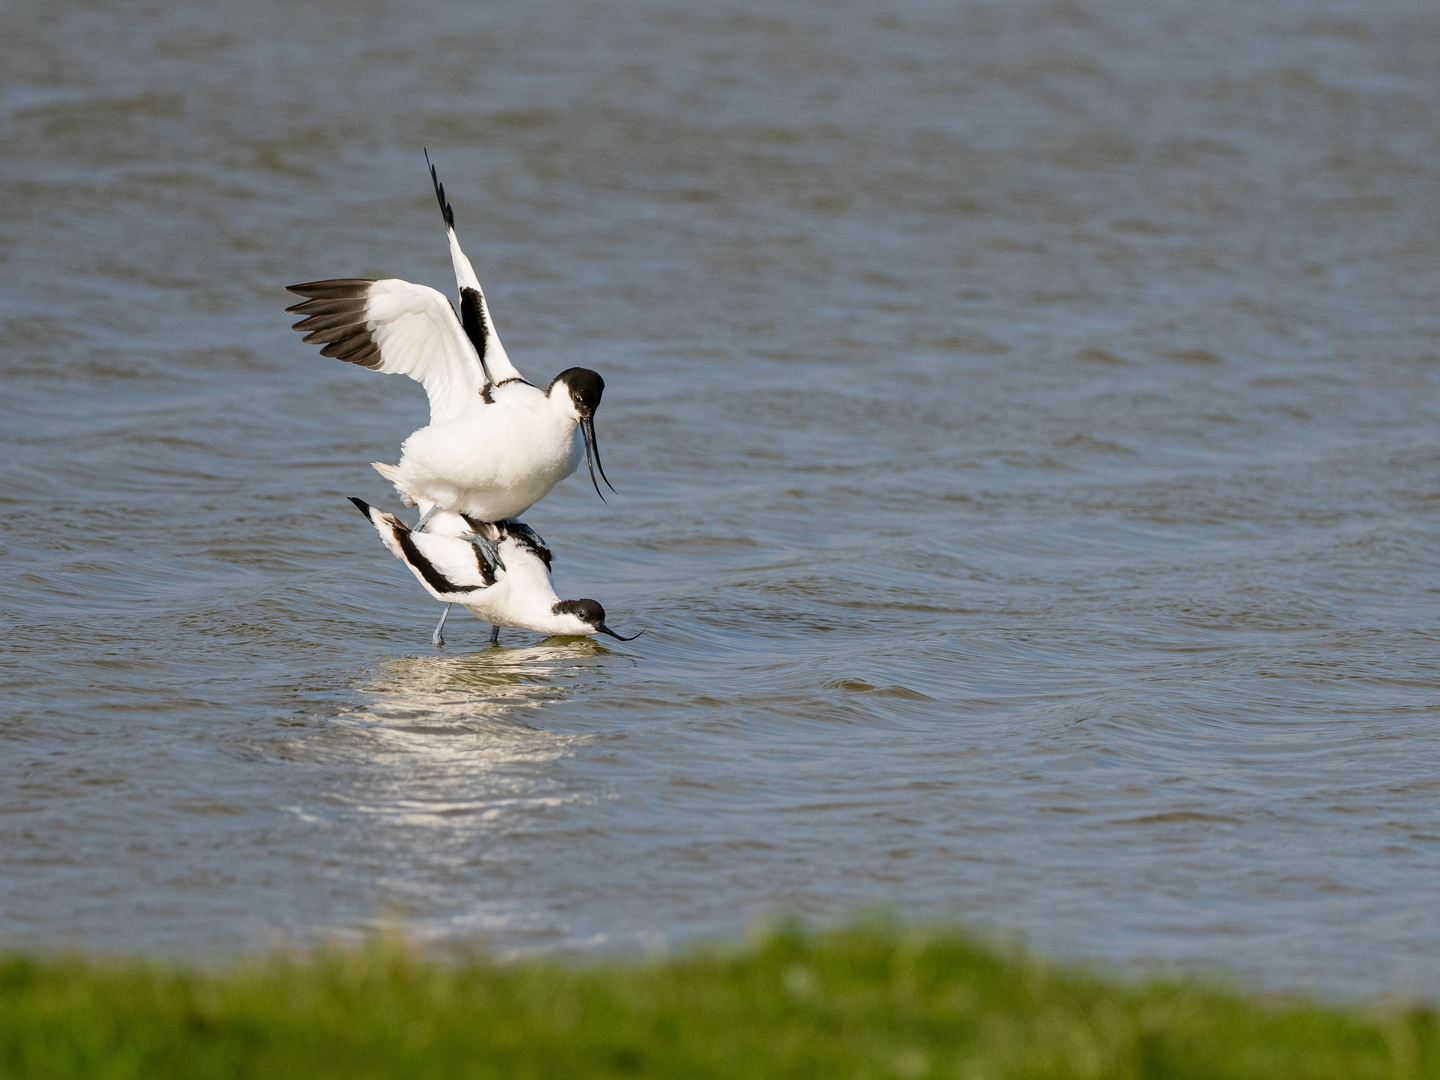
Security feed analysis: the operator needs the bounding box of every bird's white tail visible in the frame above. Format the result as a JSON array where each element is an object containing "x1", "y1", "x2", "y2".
[{"x1": 371, "y1": 461, "x2": 416, "y2": 505}]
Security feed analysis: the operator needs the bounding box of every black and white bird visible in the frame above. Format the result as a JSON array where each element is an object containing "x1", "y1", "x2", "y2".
[
  {"x1": 286, "y1": 157, "x2": 614, "y2": 533},
  {"x1": 349, "y1": 498, "x2": 641, "y2": 647}
]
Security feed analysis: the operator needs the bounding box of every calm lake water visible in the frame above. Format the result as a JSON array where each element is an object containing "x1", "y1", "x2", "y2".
[{"x1": 2, "y1": 0, "x2": 1439, "y2": 994}]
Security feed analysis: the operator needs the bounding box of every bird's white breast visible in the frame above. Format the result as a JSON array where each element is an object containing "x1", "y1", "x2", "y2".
[{"x1": 395, "y1": 386, "x2": 582, "y2": 520}]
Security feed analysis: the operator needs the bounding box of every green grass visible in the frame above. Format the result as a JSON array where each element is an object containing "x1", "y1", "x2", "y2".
[{"x1": 1, "y1": 924, "x2": 1435, "y2": 1079}]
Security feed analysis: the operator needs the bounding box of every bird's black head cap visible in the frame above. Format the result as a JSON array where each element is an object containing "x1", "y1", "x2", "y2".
[
  {"x1": 550, "y1": 367, "x2": 605, "y2": 417},
  {"x1": 553, "y1": 598, "x2": 606, "y2": 628}
]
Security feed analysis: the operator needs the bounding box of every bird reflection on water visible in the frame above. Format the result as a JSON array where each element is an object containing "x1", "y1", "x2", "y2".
[
  {"x1": 359, "y1": 642, "x2": 611, "y2": 724},
  {"x1": 243, "y1": 642, "x2": 632, "y2": 951},
  {"x1": 327, "y1": 643, "x2": 616, "y2": 830}
]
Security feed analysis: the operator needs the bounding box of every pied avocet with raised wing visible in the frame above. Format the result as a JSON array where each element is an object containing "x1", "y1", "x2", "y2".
[
  {"x1": 285, "y1": 156, "x2": 614, "y2": 534},
  {"x1": 349, "y1": 498, "x2": 641, "y2": 647}
]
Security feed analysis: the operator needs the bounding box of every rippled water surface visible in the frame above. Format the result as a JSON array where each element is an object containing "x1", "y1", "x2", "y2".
[{"x1": 3, "y1": 0, "x2": 1439, "y2": 993}]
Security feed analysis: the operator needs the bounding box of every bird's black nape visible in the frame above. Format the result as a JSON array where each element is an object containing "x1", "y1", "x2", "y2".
[{"x1": 424, "y1": 149, "x2": 456, "y2": 231}]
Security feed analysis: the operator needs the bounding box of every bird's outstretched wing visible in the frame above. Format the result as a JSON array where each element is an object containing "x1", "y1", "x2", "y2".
[
  {"x1": 425, "y1": 151, "x2": 524, "y2": 384},
  {"x1": 285, "y1": 278, "x2": 487, "y2": 427}
]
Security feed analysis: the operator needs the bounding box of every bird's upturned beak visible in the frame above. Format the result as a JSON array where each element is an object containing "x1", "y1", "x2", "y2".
[{"x1": 598, "y1": 624, "x2": 644, "y2": 641}]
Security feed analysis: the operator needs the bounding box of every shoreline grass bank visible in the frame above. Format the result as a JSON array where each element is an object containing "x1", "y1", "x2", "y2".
[{"x1": 2, "y1": 926, "x2": 1435, "y2": 1079}]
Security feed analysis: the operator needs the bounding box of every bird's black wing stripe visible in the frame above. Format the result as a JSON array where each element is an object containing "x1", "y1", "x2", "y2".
[
  {"x1": 501, "y1": 521, "x2": 553, "y2": 570},
  {"x1": 459, "y1": 287, "x2": 488, "y2": 371},
  {"x1": 395, "y1": 529, "x2": 480, "y2": 595},
  {"x1": 472, "y1": 545, "x2": 498, "y2": 587}
]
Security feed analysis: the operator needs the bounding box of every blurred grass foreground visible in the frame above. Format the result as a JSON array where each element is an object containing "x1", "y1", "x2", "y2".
[{"x1": 2, "y1": 925, "x2": 1436, "y2": 1079}]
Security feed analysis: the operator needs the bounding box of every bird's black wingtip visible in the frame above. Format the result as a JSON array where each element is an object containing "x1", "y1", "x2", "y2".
[
  {"x1": 423, "y1": 148, "x2": 455, "y2": 230},
  {"x1": 347, "y1": 496, "x2": 373, "y2": 520}
]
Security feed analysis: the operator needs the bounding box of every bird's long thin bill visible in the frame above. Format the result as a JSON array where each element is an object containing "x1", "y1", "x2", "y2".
[
  {"x1": 579, "y1": 417, "x2": 605, "y2": 502},
  {"x1": 598, "y1": 625, "x2": 645, "y2": 641},
  {"x1": 580, "y1": 416, "x2": 617, "y2": 495}
]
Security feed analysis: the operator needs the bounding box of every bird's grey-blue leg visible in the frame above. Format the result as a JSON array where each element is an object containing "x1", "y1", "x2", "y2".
[
  {"x1": 414, "y1": 505, "x2": 440, "y2": 534},
  {"x1": 431, "y1": 604, "x2": 452, "y2": 647},
  {"x1": 488, "y1": 624, "x2": 500, "y2": 645},
  {"x1": 467, "y1": 534, "x2": 506, "y2": 573}
]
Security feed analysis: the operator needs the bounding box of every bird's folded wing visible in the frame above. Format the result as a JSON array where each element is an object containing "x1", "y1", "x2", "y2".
[
  {"x1": 351, "y1": 499, "x2": 497, "y2": 600},
  {"x1": 286, "y1": 278, "x2": 486, "y2": 426}
]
